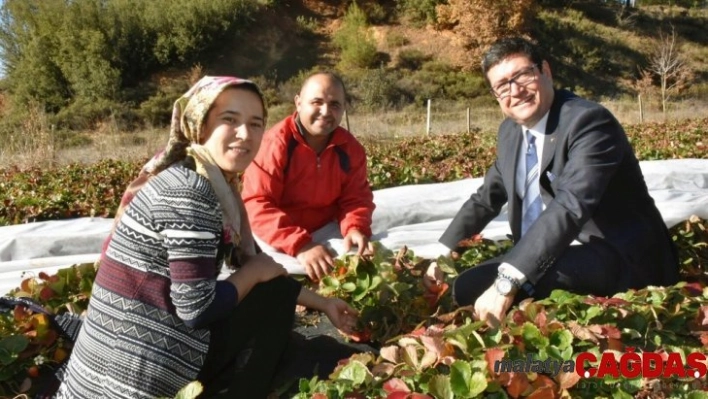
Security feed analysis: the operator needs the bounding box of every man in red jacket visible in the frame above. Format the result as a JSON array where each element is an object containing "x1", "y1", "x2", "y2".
[{"x1": 242, "y1": 71, "x2": 375, "y2": 281}]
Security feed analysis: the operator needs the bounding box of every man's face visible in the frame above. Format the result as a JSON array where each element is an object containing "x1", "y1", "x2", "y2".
[
  {"x1": 486, "y1": 54, "x2": 554, "y2": 127},
  {"x1": 295, "y1": 75, "x2": 345, "y2": 137}
]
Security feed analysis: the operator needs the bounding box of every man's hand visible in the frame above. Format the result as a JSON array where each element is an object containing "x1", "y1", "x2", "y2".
[
  {"x1": 342, "y1": 229, "x2": 373, "y2": 256},
  {"x1": 296, "y1": 242, "x2": 334, "y2": 281},
  {"x1": 321, "y1": 298, "x2": 359, "y2": 335},
  {"x1": 474, "y1": 284, "x2": 514, "y2": 328}
]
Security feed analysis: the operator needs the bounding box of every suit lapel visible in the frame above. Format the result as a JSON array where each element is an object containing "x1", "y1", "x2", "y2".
[
  {"x1": 541, "y1": 132, "x2": 556, "y2": 173},
  {"x1": 504, "y1": 125, "x2": 523, "y2": 198},
  {"x1": 540, "y1": 89, "x2": 567, "y2": 178},
  {"x1": 504, "y1": 124, "x2": 523, "y2": 240}
]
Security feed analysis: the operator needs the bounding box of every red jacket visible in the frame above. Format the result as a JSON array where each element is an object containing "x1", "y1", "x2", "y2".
[{"x1": 242, "y1": 113, "x2": 375, "y2": 256}]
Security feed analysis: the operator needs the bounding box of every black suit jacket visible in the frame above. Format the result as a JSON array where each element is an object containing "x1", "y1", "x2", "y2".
[{"x1": 440, "y1": 90, "x2": 679, "y2": 290}]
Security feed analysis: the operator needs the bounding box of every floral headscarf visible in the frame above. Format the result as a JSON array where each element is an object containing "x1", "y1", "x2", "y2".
[{"x1": 106, "y1": 76, "x2": 266, "y2": 264}]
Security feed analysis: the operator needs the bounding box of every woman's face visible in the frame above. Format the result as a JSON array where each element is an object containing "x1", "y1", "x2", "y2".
[{"x1": 201, "y1": 88, "x2": 266, "y2": 177}]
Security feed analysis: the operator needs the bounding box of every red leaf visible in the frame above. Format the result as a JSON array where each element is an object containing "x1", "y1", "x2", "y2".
[
  {"x1": 532, "y1": 374, "x2": 557, "y2": 391},
  {"x1": 607, "y1": 337, "x2": 624, "y2": 351},
  {"x1": 39, "y1": 286, "x2": 55, "y2": 301},
  {"x1": 485, "y1": 348, "x2": 505, "y2": 375},
  {"x1": 383, "y1": 378, "x2": 410, "y2": 394},
  {"x1": 526, "y1": 386, "x2": 557, "y2": 399},
  {"x1": 512, "y1": 309, "x2": 527, "y2": 325},
  {"x1": 700, "y1": 333, "x2": 708, "y2": 347},
  {"x1": 556, "y1": 369, "x2": 582, "y2": 390},
  {"x1": 535, "y1": 310, "x2": 548, "y2": 333},
  {"x1": 506, "y1": 372, "x2": 531, "y2": 399},
  {"x1": 602, "y1": 325, "x2": 622, "y2": 339},
  {"x1": 682, "y1": 282, "x2": 704, "y2": 297},
  {"x1": 13, "y1": 305, "x2": 30, "y2": 322},
  {"x1": 584, "y1": 296, "x2": 630, "y2": 308},
  {"x1": 409, "y1": 327, "x2": 426, "y2": 337}
]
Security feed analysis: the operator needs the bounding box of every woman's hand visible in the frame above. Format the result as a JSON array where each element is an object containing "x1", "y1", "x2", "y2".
[{"x1": 321, "y1": 298, "x2": 359, "y2": 335}]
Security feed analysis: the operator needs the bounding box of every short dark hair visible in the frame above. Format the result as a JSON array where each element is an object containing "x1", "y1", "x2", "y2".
[
  {"x1": 301, "y1": 70, "x2": 349, "y2": 103},
  {"x1": 481, "y1": 37, "x2": 544, "y2": 85}
]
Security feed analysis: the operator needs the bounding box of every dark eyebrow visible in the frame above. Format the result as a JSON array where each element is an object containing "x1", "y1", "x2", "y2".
[
  {"x1": 494, "y1": 66, "x2": 534, "y2": 87},
  {"x1": 310, "y1": 97, "x2": 342, "y2": 106},
  {"x1": 220, "y1": 110, "x2": 264, "y2": 123}
]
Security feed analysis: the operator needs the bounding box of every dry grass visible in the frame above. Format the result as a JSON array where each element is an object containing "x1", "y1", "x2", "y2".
[{"x1": 1, "y1": 98, "x2": 705, "y2": 170}]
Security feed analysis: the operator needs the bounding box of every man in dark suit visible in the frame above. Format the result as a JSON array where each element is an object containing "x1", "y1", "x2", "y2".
[{"x1": 435, "y1": 37, "x2": 679, "y2": 326}]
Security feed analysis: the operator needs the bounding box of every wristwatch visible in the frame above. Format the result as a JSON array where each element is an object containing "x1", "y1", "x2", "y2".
[{"x1": 494, "y1": 274, "x2": 520, "y2": 296}]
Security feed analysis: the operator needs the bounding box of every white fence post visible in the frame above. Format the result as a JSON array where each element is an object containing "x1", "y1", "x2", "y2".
[{"x1": 426, "y1": 99, "x2": 431, "y2": 136}]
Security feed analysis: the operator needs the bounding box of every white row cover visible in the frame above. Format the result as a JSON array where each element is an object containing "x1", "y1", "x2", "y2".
[{"x1": 2, "y1": 159, "x2": 707, "y2": 295}]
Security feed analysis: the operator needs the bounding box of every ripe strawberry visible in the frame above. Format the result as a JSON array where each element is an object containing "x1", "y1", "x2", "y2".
[{"x1": 27, "y1": 366, "x2": 40, "y2": 378}]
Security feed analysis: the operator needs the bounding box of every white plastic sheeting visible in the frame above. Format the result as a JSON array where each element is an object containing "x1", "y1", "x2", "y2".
[{"x1": 2, "y1": 159, "x2": 707, "y2": 295}]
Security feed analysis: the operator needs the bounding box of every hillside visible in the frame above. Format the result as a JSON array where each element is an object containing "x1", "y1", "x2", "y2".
[
  {"x1": 0, "y1": 0, "x2": 706, "y2": 136},
  {"x1": 209, "y1": 0, "x2": 708, "y2": 102}
]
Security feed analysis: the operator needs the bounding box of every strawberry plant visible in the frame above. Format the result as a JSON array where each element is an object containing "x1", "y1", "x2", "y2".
[
  {"x1": 0, "y1": 263, "x2": 96, "y2": 397},
  {"x1": 2, "y1": 118, "x2": 704, "y2": 226},
  {"x1": 296, "y1": 282, "x2": 708, "y2": 399},
  {"x1": 317, "y1": 244, "x2": 453, "y2": 344}
]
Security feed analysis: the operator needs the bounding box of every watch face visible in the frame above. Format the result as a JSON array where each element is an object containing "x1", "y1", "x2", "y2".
[{"x1": 496, "y1": 278, "x2": 513, "y2": 295}]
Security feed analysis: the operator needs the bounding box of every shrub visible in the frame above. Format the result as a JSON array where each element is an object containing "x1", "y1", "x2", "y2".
[
  {"x1": 386, "y1": 32, "x2": 410, "y2": 47},
  {"x1": 295, "y1": 15, "x2": 319, "y2": 36},
  {"x1": 52, "y1": 98, "x2": 137, "y2": 131},
  {"x1": 349, "y1": 67, "x2": 403, "y2": 111},
  {"x1": 362, "y1": 2, "x2": 389, "y2": 24},
  {"x1": 396, "y1": 49, "x2": 431, "y2": 70},
  {"x1": 395, "y1": 0, "x2": 444, "y2": 26},
  {"x1": 333, "y1": 2, "x2": 378, "y2": 69}
]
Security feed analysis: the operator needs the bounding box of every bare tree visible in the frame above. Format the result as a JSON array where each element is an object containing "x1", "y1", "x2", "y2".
[{"x1": 645, "y1": 27, "x2": 691, "y2": 118}]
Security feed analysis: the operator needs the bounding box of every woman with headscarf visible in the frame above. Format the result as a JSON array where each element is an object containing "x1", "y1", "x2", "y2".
[{"x1": 55, "y1": 77, "x2": 358, "y2": 399}]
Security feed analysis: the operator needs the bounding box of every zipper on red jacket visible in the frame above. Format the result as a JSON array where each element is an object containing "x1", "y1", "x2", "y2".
[{"x1": 316, "y1": 156, "x2": 321, "y2": 169}]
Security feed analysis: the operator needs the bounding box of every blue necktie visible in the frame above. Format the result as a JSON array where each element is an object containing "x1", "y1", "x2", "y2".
[{"x1": 522, "y1": 131, "x2": 542, "y2": 236}]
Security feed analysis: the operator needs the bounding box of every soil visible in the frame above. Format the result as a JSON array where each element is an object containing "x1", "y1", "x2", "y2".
[{"x1": 271, "y1": 311, "x2": 379, "y2": 397}]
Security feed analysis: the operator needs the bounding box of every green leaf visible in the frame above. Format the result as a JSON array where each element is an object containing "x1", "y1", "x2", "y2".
[
  {"x1": 428, "y1": 374, "x2": 454, "y2": 399},
  {"x1": 549, "y1": 329, "x2": 573, "y2": 350},
  {"x1": 341, "y1": 282, "x2": 357, "y2": 292},
  {"x1": 321, "y1": 276, "x2": 340, "y2": 289},
  {"x1": 0, "y1": 335, "x2": 29, "y2": 363},
  {"x1": 298, "y1": 377, "x2": 311, "y2": 393},
  {"x1": 560, "y1": 345, "x2": 574, "y2": 361},
  {"x1": 468, "y1": 372, "x2": 488, "y2": 397},
  {"x1": 621, "y1": 328, "x2": 642, "y2": 340},
  {"x1": 610, "y1": 385, "x2": 634, "y2": 399},
  {"x1": 620, "y1": 378, "x2": 642, "y2": 394},
  {"x1": 687, "y1": 391, "x2": 708, "y2": 399},
  {"x1": 336, "y1": 361, "x2": 369, "y2": 386},
  {"x1": 370, "y1": 275, "x2": 383, "y2": 290},
  {"x1": 450, "y1": 360, "x2": 472, "y2": 396},
  {"x1": 583, "y1": 305, "x2": 603, "y2": 322},
  {"x1": 436, "y1": 256, "x2": 457, "y2": 274},
  {"x1": 172, "y1": 381, "x2": 203, "y2": 399},
  {"x1": 521, "y1": 322, "x2": 549, "y2": 350}
]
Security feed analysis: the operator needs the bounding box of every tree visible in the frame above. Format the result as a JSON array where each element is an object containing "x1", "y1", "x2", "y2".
[{"x1": 644, "y1": 27, "x2": 692, "y2": 118}]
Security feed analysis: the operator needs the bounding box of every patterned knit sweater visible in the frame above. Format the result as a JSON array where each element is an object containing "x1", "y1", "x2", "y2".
[{"x1": 55, "y1": 165, "x2": 238, "y2": 399}]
